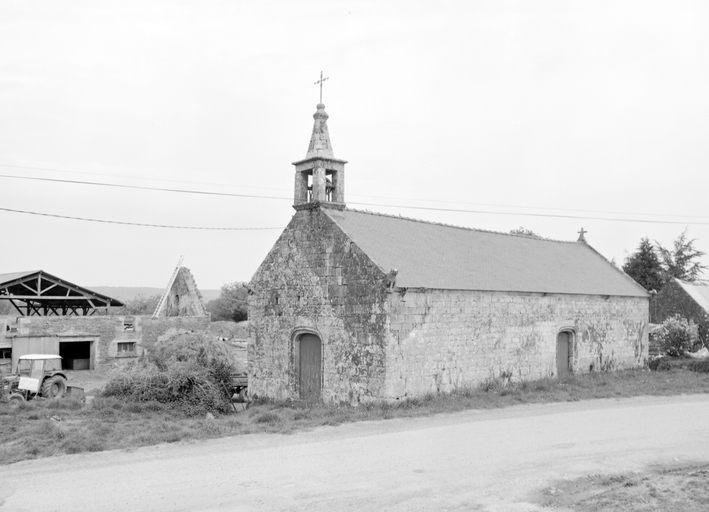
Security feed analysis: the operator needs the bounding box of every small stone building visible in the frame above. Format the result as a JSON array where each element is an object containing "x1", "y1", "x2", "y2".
[{"x1": 249, "y1": 104, "x2": 650, "y2": 403}]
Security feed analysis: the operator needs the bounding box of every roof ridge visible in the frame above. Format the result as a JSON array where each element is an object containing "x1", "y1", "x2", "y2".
[{"x1": 343, "y1": 207, "x2": 576, "y2": 244}]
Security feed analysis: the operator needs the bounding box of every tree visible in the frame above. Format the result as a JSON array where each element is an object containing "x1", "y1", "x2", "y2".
[
  {"x1": 119, "y1": 294, "x2": 161, "y2": 315},
  {"x1": 509, "y1": 227, "x2": 542, "y2": 238},
  {"x1": 622, "y1": 237, "x2": 664, "y2": 291},
  {"x1": 656, "y1": 229, "x2": 706, "y2": 282},
  {"x1": 206, "y1": 281, "x2": 248, "y2": 322}
]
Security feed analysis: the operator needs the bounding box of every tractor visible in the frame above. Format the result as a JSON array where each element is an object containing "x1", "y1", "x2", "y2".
[{"x1": 2, "y1": 354, "x2": 68, "y2": 407}]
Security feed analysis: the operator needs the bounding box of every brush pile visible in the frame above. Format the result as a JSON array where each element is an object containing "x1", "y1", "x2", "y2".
[{"x1": 102, "y1": 330, "x2": 237, "y2": 415}]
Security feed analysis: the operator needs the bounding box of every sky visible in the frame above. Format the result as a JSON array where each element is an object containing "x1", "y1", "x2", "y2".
[{"x1": 0, "y1": 0, "x2": 707, "y2": 290}]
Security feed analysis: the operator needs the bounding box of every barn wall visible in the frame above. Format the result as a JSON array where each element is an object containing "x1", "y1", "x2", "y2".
[
  {"x1": 249, "y1": 207, "x2": 390, "y2": 404},
  {"x1": 384, "y1": 289, "x2": 649, "y2": 399},
  {"x1": 7, "y1": 315, "x2": 209, "y2": 368},
  {"x1": 10, "y1": 336, "x2": 59, "y2": 372}
]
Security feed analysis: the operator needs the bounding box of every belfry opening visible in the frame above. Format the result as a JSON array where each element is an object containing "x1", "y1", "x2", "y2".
[{"x1": 292, "y1": 103, "x2": 348, "y2": 210}]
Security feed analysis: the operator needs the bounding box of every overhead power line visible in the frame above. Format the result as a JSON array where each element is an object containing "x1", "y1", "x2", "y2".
[
  {"x1": 0, "y1": 207, "x2": 282, "y2": 230},
  {"x1": 2, "y1": 170, "x2": 709, "y2": 220},
  {"x1": 0, "y1": 174, "x2": 290, "y2": 201},
  {"x1": 1, "y1": 173, "x2": 708, "y2": 226},
  {"x1": 0, "y1": 163, "x2": 289, "y2": 193},
  {"x1": 347, "y1": 202, "x2": 709, "y2": 226}
]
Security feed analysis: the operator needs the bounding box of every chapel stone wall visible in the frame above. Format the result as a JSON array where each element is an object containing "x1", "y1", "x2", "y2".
[
  {"x1": 384, "y1": 290, "x2": 649, "y2": 399},
  {"x1": 249, "y1": 207, "x2": 390, "y2": 403}
]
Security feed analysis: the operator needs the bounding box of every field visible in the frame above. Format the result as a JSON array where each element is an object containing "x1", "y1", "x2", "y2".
[{"x1": 3, "y1": 368, "x2": 709, "y2": 466}]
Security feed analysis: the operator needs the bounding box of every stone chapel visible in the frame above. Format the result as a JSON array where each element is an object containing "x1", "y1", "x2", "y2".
[{"x1": 248, "y1": 103, "x2": 650, "y2": 403}]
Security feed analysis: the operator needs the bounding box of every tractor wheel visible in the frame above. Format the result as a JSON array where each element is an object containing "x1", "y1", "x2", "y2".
[
  {"x1": 8, "y1": 393, "x2": 25, "y2": 408},
  {"x1": 41, "y1": 376, "x2": 67, "y2": 399}
]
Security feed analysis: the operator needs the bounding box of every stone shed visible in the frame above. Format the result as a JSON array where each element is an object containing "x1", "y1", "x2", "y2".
[{"x1": 248, "y1": 103, "x2": 650, "y2": 404}]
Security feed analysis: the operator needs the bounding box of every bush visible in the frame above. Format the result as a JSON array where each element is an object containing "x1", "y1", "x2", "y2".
[
  {"x1": 688, "y1": 359, "x2": 709, "y2": 373},
  {"x1": 649, "y1": 356, "x2": 694, "y2": 372},
  {"x1": 648, "y1": 356, "x2": 666, "y2": 371},
  {"x1": 654, "y1": 358, "x2": 673, "y2": 371},
  {"x1": 656, "y1": 315, "x2": 700, "y2": 356},
  {"x1": 101, "y1": 360, "x2": 232, "y2": 416}
]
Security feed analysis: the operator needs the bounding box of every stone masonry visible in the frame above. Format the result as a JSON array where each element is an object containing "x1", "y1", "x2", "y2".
[
  {"x1": 248, "y1": 102, "x2": 650, "y2": 404},
  {"x1": 385, "y1": 290, "x2": 647, "y2": 398},
  {"x1": 4, "y1": 315, "x2": 210, "y2": 368},
  {"x1": 249, "y1": 207, "x2": 389, "y2": 403},
  {"x1": 249, "y1": 206, "x2": 650, "y2": 404}
]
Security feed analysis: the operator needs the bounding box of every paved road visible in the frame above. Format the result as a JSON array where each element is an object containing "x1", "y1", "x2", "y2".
[{"x1": 2, "y1": 395, "x2": 709, "y2": 512}]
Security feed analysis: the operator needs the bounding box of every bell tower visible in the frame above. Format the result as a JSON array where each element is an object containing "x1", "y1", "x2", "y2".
[{"x1": 292, "y1": 103, "x2": 347, "y2": 210}]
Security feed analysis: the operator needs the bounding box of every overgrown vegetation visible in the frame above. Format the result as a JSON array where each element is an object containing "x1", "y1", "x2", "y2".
[
  {"x1": 114, "y1": 294, "x2": 161, "y2": 315},
  {"x1": 100, "y1": 330, "x2": 237, "y2": 415},
  {"x1": 623, "y1": 229, "x2": 706, "y2": 291},
  {"x1": 4, "y1": 369, "x2": 709, "y2": 465},
  {"x1": 655, "y1": 314, "x2": 701, "y2": 356},
  {"x1": 205, "y1": 281, "x2": 249, "y2": 322},
  {"x1": 539, "y1": 463, "x2": 709, "y2": 511}
]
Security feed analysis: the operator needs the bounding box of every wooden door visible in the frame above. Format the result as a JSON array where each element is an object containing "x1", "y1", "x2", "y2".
[
  {"x1": 299, "y1": 334, "x2": 322, "y2": 402},
  {"x1": 556, "y1": 332, "x2": 570, "y2": 377}
]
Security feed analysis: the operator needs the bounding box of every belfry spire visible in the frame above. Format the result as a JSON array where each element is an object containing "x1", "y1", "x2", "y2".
[
  {"x1": 292, "y1": 103, "x2": 348, "y2": 210},
  {"x1": 305, "y1": 103, "x2": 335, "y2": 159}
]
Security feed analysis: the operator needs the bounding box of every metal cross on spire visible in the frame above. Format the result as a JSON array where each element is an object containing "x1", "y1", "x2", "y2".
[{"x1": 314, "y1": 71, "x2": 329, "y2": 103}]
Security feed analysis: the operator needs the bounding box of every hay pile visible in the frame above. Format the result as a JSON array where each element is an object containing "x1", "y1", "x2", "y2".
[{"x1": 101, "y1": 330, "x2": 237, "y2": 415}]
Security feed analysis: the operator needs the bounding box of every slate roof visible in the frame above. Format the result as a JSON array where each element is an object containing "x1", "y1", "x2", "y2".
[
  {"x1": 324, "y1": 208, "x2": 648, "y2": 297},
  {"x1": 674, "y1": 279, "x2": 709, "y2": 311}
]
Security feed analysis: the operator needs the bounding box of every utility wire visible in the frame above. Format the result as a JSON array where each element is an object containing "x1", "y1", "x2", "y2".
[
  {"x1": 2, "y1": 169, "x2": 708, "y2": 220},
  {"x1": 0, "y1": 174, "x2": 290, "y2": 201},
  {"x1": 347, "y1": 202, "x2": 709, "y2": 226},
  {"x1": 1, "y1": 173, "x2": 708, "y2": 226},
  {"x1": 0, "y1": 207, "x2": 282, "y2": 230},
  {"x1": 0, "y1": 163, "x2": 289, "y2": 193}
]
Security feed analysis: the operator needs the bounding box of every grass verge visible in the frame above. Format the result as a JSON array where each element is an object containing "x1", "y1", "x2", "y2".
[
  {"x1": 538, "y1": 462, "x2": 709, "y2": 511},
  {"x1": 2, "y1": 368, "x2": 709, "y2": 465}
]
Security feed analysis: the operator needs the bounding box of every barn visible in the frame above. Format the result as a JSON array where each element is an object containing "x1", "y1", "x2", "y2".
[
  {"x1": 248, "y1": 103, "x2": 650, "y2": 403},
  {"x1": 0, "y1": 268, "x2": 210, "y2": 375}
]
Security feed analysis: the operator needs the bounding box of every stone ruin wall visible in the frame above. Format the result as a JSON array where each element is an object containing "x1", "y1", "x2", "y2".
[{"x1": 162, "y1": 267, "x2": 207, "y2": 317}]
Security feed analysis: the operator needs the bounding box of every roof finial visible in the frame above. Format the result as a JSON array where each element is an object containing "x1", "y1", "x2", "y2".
[
  {"x1": 577, "y1": 227, "x2": 587, "y2": 243},
  {"x1": 314, "y1": 71, "x2": 329, "y2": 104}
]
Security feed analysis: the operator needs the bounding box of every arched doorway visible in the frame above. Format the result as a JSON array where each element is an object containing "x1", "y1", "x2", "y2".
[
  {"x1": 556, "y1": 331, "x2": 572, "y2": 377},
  {"x1": 298, "y1": 333, "x2": 322, "y2": 402}
]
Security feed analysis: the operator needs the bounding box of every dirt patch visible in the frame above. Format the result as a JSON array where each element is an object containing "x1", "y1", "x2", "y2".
[
  {"x1": 63, "y1": 370, "x2": 115, "y2": 396},
  {"x1": 537, "y1": 462, "x2": 709, "y2": 511}
]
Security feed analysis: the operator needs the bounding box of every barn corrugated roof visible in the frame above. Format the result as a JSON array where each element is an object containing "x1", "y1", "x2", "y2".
[
  {"x1": 0, "y1": 270, "x2": 124, "y2": 308},
  {"x1": 675, "y1": 279, "x2": 709, "y2": 311},
  {"x1": 0, "y1": 271, "x2": 38, "y2": 283},
  {"x1": 324, "y1": 208, "x2": 648, "y2": 297}
]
